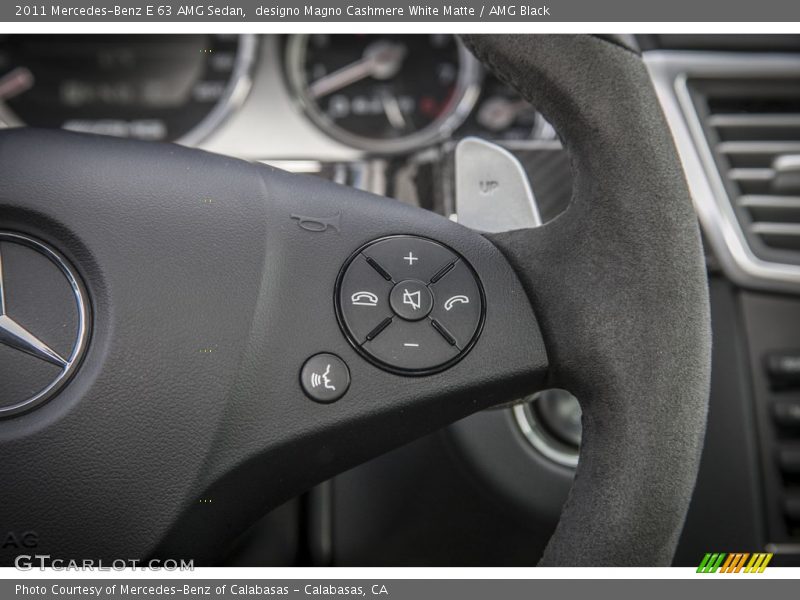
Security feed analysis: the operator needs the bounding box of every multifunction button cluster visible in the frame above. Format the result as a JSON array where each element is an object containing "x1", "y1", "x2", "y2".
[{"x1": 336, "y1": 235, "x2": 484, "y2": 374}]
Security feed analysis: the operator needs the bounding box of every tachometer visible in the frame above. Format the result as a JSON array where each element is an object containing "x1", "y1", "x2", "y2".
[
  {"x1": 0, "y1": 34, "x2": 256, "y2": 144},
  {"x1": 285, "y1": 34, "x2": 481, "y2": 153}
]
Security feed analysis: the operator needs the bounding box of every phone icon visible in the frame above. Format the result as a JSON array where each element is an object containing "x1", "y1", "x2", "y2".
[
  {"x1": 351, "y1": 291, "x2": 379, "y2": 307},
  {"x1": 444, "y1": 295, "x2": 470, "y2": 311}
]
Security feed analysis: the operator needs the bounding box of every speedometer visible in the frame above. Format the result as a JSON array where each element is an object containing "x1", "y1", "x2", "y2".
[
  {"x1": 0, "y1": 34, "x2": 256, "y2": 144},
  {"x1": 285, "y1": 34, "x2": 481, "y2": 153}
]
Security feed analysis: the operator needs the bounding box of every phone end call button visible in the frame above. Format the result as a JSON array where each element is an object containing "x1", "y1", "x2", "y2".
[
  {"x1": 339, "y1": 254, "x2": 393, "y2": 343},
  {"x1": 430, "y1": 260, "x2": 482, "y2": 349}
]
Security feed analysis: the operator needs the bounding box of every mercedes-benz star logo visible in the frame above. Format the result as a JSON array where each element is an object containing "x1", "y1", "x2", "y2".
[{"x1": 0, "y1": 233, "x2": 89, "y2": 417}]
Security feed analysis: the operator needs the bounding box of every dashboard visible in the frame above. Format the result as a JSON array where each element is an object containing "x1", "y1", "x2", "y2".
[{"x1": 0, "y1": 34, "x2": 554, "y2": 162}]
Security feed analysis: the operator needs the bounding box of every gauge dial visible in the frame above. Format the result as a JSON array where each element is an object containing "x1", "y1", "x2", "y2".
[
  {"x1": 0, "y1": 34, "x2": 255, "y2": 144},
  {"x1": 286, "y1": 34, "x2": 481, "y2": 153}
]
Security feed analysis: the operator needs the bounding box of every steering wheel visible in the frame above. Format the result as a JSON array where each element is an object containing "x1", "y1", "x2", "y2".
[{"x1": 0, "y1": 35, "x2": 710, "y2": 566}]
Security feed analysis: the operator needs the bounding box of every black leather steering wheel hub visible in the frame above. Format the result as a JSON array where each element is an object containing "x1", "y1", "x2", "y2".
[{"x1": 0, "y1": 35, "x2": 711, "y2": 567}]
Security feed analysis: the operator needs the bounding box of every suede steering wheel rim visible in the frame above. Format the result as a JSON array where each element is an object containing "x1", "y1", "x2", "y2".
[{"x1": 463, "y1": 34, "x2": 711, "y2": 565}]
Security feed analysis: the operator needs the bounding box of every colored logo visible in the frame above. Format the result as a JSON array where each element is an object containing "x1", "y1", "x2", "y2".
[{"x1": 697, "y1": 552, "x2": 773, "y2": 573}]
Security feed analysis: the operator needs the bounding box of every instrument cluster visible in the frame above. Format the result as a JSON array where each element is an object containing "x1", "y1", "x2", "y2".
[
  {"x1": 0, "y1": 34, "x2": 551, "y2": 154},
  {"x1": 285, "y1": 34, "x2": 553, "y2": 152}
]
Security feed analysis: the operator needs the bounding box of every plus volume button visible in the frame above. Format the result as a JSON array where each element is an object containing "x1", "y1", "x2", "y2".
[{"x1": 362, "y1": 236, "x2": 455, "y2": 283}]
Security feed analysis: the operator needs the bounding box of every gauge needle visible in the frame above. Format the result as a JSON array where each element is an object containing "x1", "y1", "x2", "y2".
[
  {"x1": 381, "y1": 93, "x2": 407, "y2": 130},
  {"x1": 309, "y1": 41, "x2": 407, "y2": 99},
  {"x1": 0, "y1": 67, "x2": 35, "y2": 101}
]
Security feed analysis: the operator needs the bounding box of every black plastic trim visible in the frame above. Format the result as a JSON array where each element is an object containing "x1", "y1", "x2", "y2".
[{"x1": 334, "y1": 234, "x2": 486, "y2": 377}]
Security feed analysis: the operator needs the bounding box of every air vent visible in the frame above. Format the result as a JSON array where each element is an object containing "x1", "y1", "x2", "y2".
[{"x1": 689, "y1": 78, "x2": 800, "y2": 265}]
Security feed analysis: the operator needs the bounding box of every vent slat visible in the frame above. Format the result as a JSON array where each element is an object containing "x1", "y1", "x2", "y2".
[
  {"x1": 728, "y1": 168, "x2": 775, "y2": 181},
  {"x1": 718, "y1": 141, "x2": 800, "y2": 167},
  {"x1": 709, "y1": 113, "x2": 800, "y2": 128},
  {"x1": 741, "y1": 196, "x2": 800, "y2": 223},
  {"x1": 739, "y1": 195, "x2": 800, "y2": 208},
  {"x1": 718, "y1": 141, "x2": 800, "y2": 155},
  {"x1": 751, "y1": 223, "x2": 800, "y2": 251},
  {"x1": 751, "y1": 223, "x2": 800, "y2": 236}
]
